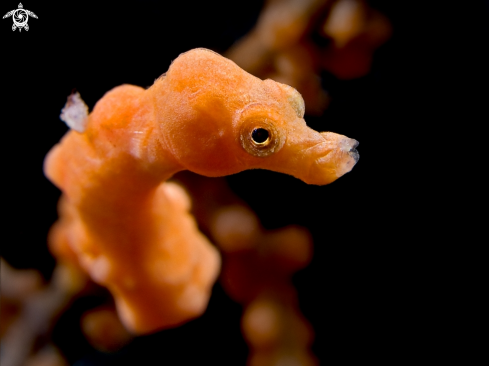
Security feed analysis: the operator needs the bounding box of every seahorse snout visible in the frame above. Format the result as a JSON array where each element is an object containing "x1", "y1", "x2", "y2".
[{"x1": 299, "y1": 133, "x2": 359, "y2": 185}]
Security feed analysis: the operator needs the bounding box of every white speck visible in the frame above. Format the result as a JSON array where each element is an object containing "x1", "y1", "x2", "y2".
[
  {"x1": 60, "y1": 92, "x2": 89, "y2": 133},
  {"x1": 89, "y1": 255, "x2": 111, "y2": 283}
]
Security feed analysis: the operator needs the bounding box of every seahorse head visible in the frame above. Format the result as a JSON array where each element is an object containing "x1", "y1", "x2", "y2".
[{"x1": 152, "y1": 48, "x2": 359, "y2": 185}]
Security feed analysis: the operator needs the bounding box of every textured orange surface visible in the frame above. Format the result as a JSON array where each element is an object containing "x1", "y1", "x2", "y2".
[{"x1": 44, "y1": 48, "x2": 358, "y2": 334}]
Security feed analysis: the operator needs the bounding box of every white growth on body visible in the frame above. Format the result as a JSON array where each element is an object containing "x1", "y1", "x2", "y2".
[{"x1": 60, "y1": 92, "x2": 89, "y2": 133}]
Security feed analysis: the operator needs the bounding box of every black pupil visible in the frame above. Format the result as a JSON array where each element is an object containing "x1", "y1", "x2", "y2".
[{"x1": 252, "y1": 128, "x2": 269, "y2": 143}]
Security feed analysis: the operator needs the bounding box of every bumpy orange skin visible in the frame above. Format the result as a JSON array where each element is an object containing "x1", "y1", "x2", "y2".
[{"x1": 44, "y1": 48, "x2": 358, "y2": 334}]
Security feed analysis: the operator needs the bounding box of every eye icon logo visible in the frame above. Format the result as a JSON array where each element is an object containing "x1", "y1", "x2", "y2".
[{"x1": 3, "y1": 3, "x2": 37, "y2": 31}]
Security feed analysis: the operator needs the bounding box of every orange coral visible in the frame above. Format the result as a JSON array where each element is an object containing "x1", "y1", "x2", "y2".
[
  {"x1": 81, "y1": 305, "x2": 133, "y2": 352},
  {"x1": 44, "y1": 48, "x2": 358, "y2": 334},
  {"x1": 226, "y1": 0, "x2": 391, "y2": 113},
  {"x1": 321, "y1": 0, "x2": 392, "y2": 79},
  {"x1": 173, "y1": 172, "x2": 318, "y2": 366},
  {"x1": 216, "y1": 211, "x2": 317, "y2": 366}
]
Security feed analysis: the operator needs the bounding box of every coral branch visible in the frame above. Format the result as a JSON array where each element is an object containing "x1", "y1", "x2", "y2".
[
  {"x1": 0, "y1": 259, "x2": 85, "y2": 366},
  {"x1": 173, "y1": 172, "x2": 317, "y2": 365}
]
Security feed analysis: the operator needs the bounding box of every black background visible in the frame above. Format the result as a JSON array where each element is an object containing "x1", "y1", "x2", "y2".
[{"x1": 2, "y1": 1, "x2": 487, "y2": 364}]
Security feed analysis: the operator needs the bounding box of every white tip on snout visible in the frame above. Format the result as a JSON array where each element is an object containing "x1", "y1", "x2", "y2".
[{"x1": 336, "y1": 137, "x2": 359, "y2": 177}]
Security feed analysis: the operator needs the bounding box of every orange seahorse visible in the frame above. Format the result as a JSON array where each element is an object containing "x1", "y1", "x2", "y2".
[{"x1": 44, "y1": 48, "x2": 359, "y2": 334}]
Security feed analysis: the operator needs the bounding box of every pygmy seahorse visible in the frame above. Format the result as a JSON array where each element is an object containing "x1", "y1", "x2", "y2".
[{"x1": 44, "y1": 48, "x2": 359, "y2": 334}]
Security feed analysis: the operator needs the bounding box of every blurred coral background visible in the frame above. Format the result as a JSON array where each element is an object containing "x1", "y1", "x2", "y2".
[{"x1": 2, "y1": 0, "x2": 487, "y2": 365}]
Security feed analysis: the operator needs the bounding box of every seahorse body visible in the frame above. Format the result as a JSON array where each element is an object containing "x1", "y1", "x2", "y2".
[{"x1": 44, "y1": 48, "x2": 358, "y2": 334}]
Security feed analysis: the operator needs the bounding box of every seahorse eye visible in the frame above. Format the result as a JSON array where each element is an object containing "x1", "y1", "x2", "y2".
[
  {"x1": 251, "y1": 128, "x2": 270, "y2": 146},
  {"x1": 238, "y1": 110, "x2": 285, "y2": 158}
]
